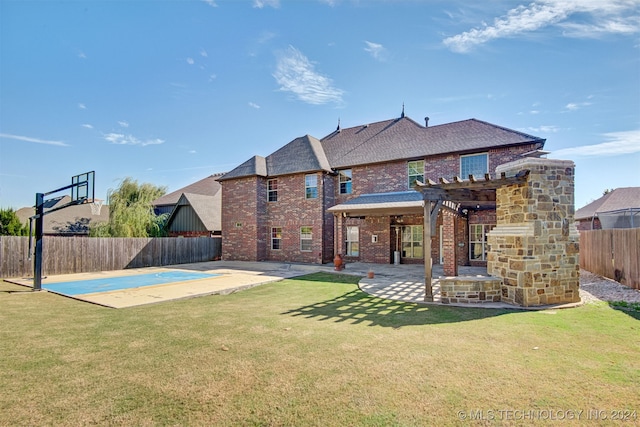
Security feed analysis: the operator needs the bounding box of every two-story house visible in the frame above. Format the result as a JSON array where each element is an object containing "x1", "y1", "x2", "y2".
[{"x1": 218, "y1": 114, "x2": 545, "y2": 267}]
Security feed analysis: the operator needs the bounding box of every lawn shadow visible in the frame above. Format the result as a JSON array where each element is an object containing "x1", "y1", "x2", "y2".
[
  {"x1": 282, "y1": 284, "x2": 515, "y2": 328},
  {"x1": 607, "y1": 302, "x2": 640, "y2": 321}
]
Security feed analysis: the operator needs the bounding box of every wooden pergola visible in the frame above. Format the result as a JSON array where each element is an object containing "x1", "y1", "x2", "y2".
[{"x1": 415, "y1": 170, "x2": 530, "y2": 301}]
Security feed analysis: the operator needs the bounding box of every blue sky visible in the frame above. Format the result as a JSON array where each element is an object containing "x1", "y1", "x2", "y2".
[{"x1": 1, "y1": 0, "x2": 639, "y2": 211}]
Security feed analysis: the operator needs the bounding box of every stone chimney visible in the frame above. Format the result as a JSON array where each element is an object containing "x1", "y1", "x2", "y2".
[{"x1": 487, "y1": 158, "x2": 580, "y2": 306}]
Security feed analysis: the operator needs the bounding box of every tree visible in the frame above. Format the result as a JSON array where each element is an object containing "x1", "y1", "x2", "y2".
[
  {"x1": 0, "y1": 208, "x2": 29, "y2": 236},
  {"x1": 90, "y1": 178, "x2": 168, "y2": 237}
]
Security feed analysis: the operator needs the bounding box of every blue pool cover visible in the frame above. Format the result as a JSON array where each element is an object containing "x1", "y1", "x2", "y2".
[{"x1": 43, "y1": 271, "x2": 220, "y2": 296}]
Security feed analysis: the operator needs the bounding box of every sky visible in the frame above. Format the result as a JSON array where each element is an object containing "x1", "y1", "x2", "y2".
[{"x1": 1, "y1": 0, "x2": 639, "y2": 211}]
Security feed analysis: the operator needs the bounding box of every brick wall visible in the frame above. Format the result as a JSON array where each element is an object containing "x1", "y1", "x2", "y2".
[
  {"x1": 221, "y1": 176, "x2": 265, "y2": 261},
  {"x1": 221, "y1": 142, "x2": 545, "y2": 265}
]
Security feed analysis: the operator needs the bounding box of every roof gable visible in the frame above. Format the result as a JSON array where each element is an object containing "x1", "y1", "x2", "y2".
[{"x1": 165, "y1": 192, "x2": 221, "y2": 231}]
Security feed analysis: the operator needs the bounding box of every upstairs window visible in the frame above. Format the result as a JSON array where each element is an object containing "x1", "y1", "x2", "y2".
[
  {"x1": 339, "y1": 169, "x2": 352, "y2": 194},
  {"x1": 267, "y1": 179, "x2": 278, "y2": 202},
  {"x1": 461, "y1": 153, "x2": 488, "y2": 179},
  {"x1": 305, "y1": 174, "x2": 318, "y2": 199},
  {"x1": 300, "y1": 227, "x2": 313, "y2": 251},
  {"x1": 408, "y1": 160, "x2": 425, "y2": 188}
]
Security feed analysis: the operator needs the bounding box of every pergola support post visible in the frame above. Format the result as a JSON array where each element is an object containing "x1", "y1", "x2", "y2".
[{"x1": 423, "y1": 200, "x2": 442, "y2": 301}]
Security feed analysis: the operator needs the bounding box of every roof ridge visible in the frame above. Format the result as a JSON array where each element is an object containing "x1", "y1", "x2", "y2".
[{"x1": 468, "y1": 118, "x2": 544, "y2": 142}]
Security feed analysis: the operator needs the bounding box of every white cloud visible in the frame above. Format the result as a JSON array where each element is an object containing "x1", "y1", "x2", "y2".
[
  {"x1": 364, "y1": 40, "x2": 387, "y2": 61},
  {"x1": 202, "y1": 0, "x2": 217, "y2": 7},
  {"x1": 550, "y1": 129, "x2": 640, "y2": 158},
  {"x1": 564, "y1": 101, "x2": 592, "y2": 111},
  {"x1": 78, "y1": 51, "x2": 87, "y2": 59},
  {"x1": 248, "y1": 102, "x2": 261, "y2": 109},
  {"x1": 200, "y1": 49, "x2": 208, "y2": 57},
  {"x1": 273, "y1": 46, "x2": 344, "y2": 105},
  {"x1": 523, "y1": 125, "x2": 561, "y2": 133},
  {"x1": 78, "y1": 103, "x2": 87, "y2": 110},
  {"x1": 444, "y1": 0, "x2": 640, "y2": 53},
  {"x1": 209, "y1": 74, "x2": 217, "y2": 82},
  {"x1": 81, "y1": 124, "x2": 94, "y2": 129},
  {"x1": 103, "y1": 133, "x2": 164, "y2": 147},
  {"x1": 118, "y1": 121, "x2": 129, "y2": 128},
  {"x1": 189, "y1": 150, "x2": 197, "y2": 154},
  {"x1": 253, "y1": 0, "x2": 280, "y2": 8},
  {"x1": 0, "y1": 133, "x2": 68, "y2": 147},
  {"x1": 186, "y1": 57, "x2": 195, "y2": 65}
]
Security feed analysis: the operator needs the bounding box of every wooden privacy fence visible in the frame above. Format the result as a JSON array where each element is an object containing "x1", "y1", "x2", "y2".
[
  {"x1": 1, "y1": 236, "x2": 222, "y2": 279},
  {"x1": 580, "y1": 229, "x2": 640, "y2": 289}
]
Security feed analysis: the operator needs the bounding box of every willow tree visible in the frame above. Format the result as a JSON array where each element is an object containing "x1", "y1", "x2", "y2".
[
  {"x1": 90, "y1": 178, "x2": 168, "y2": 237},
  {"x1": 0, "y1": 208, "x2": 28, "y2": 236}
]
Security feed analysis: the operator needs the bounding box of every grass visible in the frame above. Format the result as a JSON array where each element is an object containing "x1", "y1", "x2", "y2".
[{"x1": 1, "y1": 272, "x2": 639, "y2": 426}]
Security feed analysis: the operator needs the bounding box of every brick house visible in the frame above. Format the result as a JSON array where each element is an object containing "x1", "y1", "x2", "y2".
[{"x1": 218, "y1": 114, "x2": 545, "y2": 266}]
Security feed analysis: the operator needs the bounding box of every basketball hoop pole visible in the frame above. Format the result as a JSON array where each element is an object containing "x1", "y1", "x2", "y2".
[
  {"x1": 32, "y1": 171, "x2": 95, "y2": 291},
  {"x1": 33, "y1": 193, "x2": 45, "y2": 291}
]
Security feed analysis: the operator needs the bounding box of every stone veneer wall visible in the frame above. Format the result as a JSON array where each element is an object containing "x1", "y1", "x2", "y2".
[
  {"x1": 487, "y1": 158, "x2": 580, "y2": 307},
  {"x1": 440, "y1": 277, "x2": 502, "y2": 304}
]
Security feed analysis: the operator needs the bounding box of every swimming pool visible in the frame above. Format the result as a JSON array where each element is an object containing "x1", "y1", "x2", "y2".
[{"x1": 43, "y1": 271, "x2": 221, "y2": 296}]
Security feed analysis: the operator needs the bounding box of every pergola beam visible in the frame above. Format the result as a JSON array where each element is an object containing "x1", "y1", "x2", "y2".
[{"x1": 415, "y1": 169, "x2": 530, "y2": 302}]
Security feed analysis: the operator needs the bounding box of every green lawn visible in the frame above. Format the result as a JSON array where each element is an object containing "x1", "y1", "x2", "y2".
[{"x1": 1, "y1": 273, "x2": 638, "y2": 426}]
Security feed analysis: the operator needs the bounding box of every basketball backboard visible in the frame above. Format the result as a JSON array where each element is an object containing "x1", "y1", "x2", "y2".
[{"x1": 71, "y1": 171, "x2": 95, "y2": 203}]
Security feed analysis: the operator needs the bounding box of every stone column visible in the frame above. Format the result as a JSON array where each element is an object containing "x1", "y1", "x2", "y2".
[{"x1": 487, "y1": 158, "x2": 580, "y2": 306}]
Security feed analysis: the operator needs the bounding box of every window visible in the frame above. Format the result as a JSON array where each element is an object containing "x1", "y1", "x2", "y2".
[
  {"x1": 339, "y1": 169, "x2": 352, "y2": 194},
  {"x1": 460, "y1": 153, "x2": 488, "y2": 179},
  {"x1": 300, "y1": 227, "x2": 312, "y2": 251},
  {"x1": 267, "y1": 179, "x2": 278, "y2": 202},
  {"x1": 346, "y1": 226, "x2": 359, "y2": 256},
  {"x1": 408, "y1": 160, "x2": 425, "y2": 188},
  {"x1": 271, "y1": 227, "x2": 282, "y2": 250},
  {"x1": 305, "y1": 174, "x2": 318, "y2": 199},
  {"x1": 401, "y1": 225, "x2": 423, "y2": 258},
  {"x1": 469, "y1": 224, "x2": 494, "y2": 261}
]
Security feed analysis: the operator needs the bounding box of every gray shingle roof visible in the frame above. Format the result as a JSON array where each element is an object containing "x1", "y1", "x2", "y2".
[
  {"x1": 327, "y1": 191, "x2": 424, "y2": 215},
  {"x1": 321, "y1": 117, "x2": 544, "y2": 168},
  {"x1": 219, "y1": 116, "x2": 545, "y2": 180},
  {"x1": 153, "y1": 174, "x2": 223, "y2": 206},
  {"x1": 219, "y1": 135, "x2": 330, "y2": 181},
  {"x1": 218, "y1": 155, "x2": 267, "y2": 181},
  {"x1": 575, "y1": 187, "x2": 640, "y2": 220},
  {"x1": 16, "y1": 196, "x2": 109, "y2": 235}
]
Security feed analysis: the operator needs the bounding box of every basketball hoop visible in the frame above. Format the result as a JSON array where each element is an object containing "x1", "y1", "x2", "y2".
[{"x1": 90, "y1": 199, "x2": 104, "y2": 215}]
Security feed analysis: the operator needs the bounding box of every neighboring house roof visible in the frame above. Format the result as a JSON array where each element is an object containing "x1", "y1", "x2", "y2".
[
  {"x1": 575, "y1": 187, "x2": 640, "y2": 220},
  {"x1": 219, "y1": 116, "x2": 545, "y2": 180},
  {"x1": 16, "y1": 195, "x2": 109, "y2": 235},
  {"x1": 153, "y1": 173, "x2": 224, "y2": 207},
  {"x1": 165, "y1": 192, "x2": 221, "y2": 232}
]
